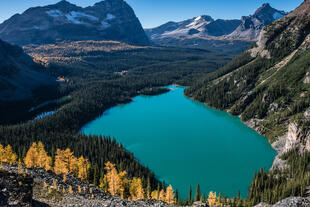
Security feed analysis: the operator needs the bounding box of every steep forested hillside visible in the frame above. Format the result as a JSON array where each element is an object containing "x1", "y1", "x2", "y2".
[
  {"x1": 185, "y1": 0, "x2": 310, "y2": 205},
  {"x1": 0, "y1": 39, "x2": 56, "y2": 101}
]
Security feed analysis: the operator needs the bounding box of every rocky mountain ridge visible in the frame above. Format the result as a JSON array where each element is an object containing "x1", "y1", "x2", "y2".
[
  {"x1": 146, "y1": 3, "x2": 286, "y2": 41},
  {"x1": 145, "y1": 3, "x2": 287, "y2": 53},
  {"x1": 0, "y1": 0, "x2": 149, "y2": 46}
]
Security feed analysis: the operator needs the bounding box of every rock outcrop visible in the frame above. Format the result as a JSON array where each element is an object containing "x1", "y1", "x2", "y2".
[
  {"x1": 228, "y1": 3, "x2": 287, "y2": 40},
  {"x1": 0, "y1": 164, "x2": 211, "y2": 207},
  {"x1": 0, "y1": 170, "x2": 33, "y2": 207},
  {"x1": 255, "y1": 197, "x2": 310, "y2": 207}
]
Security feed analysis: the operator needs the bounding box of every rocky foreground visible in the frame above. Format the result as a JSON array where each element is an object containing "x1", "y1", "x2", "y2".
[{"x1": 0, "y1": 164, "x2": 309, "y2": 207}]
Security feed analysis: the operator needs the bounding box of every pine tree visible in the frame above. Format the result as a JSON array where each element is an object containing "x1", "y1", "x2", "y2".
[
  {"x1": 195, "y1": 184, "x2": 201, "y2": 201},
  {"x1": 157, "y1": 183, "x2": 160, "y2": 200},
  {"x1": 189, "y1": 184, "x2": 192, "y2": 204},
  {"x1": 146, "y1": 177, "x2": 151, "y2": 199},
  {"x1": 162, "y1": 180, "x2": 166, "y2": 191},
  {"x1": 99, "y1": 175, "x2": 109, "y2": 192},
  {"x1": 165, "y1": 185, "x2": 175, "y2": 205},
  {"x1": 175, "y1": 189, "x2": 179, "y2": 205}
]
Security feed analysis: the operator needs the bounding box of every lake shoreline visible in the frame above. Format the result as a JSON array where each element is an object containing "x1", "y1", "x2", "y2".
[{"x1": 183, "y1": 92, "x2": 280, "y2": 170}]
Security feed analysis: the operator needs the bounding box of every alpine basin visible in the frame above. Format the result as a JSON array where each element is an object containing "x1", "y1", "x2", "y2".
[{"x1": 82, "y1": 86, "x2": 277, "y2": 199}]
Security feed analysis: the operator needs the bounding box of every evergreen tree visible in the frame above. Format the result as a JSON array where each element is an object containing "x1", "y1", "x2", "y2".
[
  {"x1": 189, "y1": 184, "x2": 192, "y2": 204},
  {"x1": 175, "y1": 189, "x2": 179, "y2": 205},
  {"x1": 195, "y1": 184, "x2": 201, "y2": 201},
  {"x1": 162, "y1": 180, "x2": 166, "y2": 191},
  {"x1": 157, "y1": 183, "x2": 160, "y2": 200},
  {"x1": 146, "y1": 177, "x2": 151, "y2": 199}
]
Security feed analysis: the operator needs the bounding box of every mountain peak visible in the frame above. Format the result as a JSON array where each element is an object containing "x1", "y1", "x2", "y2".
[
  {"x1": 0, "y1": 0, "x2": 149, "y2": 46},
  {"x1": 261, "y1": 3, "x2": 271, "y2": 8},
  {"x1": 54, "y1": 0, "x2": 75, "y2": 7},
  {"x1": 51, "y1": 0, "x2": 79, "y2": 10},
  {"x1": 93, "y1": 0, "x2": 124, "y2": 7},
  {"x1": 195, "y1": 15, "x2": 214, "y2": 22},
  {"x1": 254, "y1": 3, "x2": 276, "y2": 16}
]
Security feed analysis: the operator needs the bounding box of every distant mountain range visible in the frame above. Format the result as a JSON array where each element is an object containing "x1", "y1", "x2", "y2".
[
  {"x1": 145, "y1": 3, "x2": 287, "y2": 52},
  {"x1": 0, "y1": 0, "x2": 149, "y2": 46}
]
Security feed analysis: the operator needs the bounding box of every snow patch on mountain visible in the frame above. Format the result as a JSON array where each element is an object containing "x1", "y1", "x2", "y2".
[
  {"x1": 101, "y1": 21, "x2": 111, "y2": 29},
  {"x1": 46, "y1": 10, "x2": 63, "y2": 17},
  {"x1": 106, "y1": 13, "x2": 116, "y2": 20},
  {"x1": 187, "y1": 16, "x2": 212, "y2": 30},
  {"x1": 46, "y1": 10, "x2": 98, "y2": 25},
  {"x1": 65, "y1": 11, "x2": 98, "y2": 24}
]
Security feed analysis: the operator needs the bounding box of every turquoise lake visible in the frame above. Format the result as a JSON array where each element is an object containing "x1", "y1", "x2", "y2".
[{"x1": 82, "y1": 86, "x2": 277, "y2": 199}]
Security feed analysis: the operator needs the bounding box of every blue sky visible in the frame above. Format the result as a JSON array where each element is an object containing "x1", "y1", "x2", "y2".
[{"x1": 0, "y1": 0, "x2": 303, "y2": 28}]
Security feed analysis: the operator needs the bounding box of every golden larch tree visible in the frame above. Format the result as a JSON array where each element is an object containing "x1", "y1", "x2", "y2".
[
  {"x1": 165, "y1": 185, "x2": 175, "y2": 204},
  {"x1": 0, "y1": 144, "x2": 5, "y2": 163},
  {"x1": 54, "y1": 148, "x2": 76, "y2": 175},
  {"x1": 151, "y1": 190, "x2": 159, "y2": 200},
  {"x1": 208, "y1": 191, "x2": 217, "y2": 206},
  {"x1": 24, "y1": 142, "x2": 51, "y2": 170},
  {"x1": 24, "y1": 143, "x2": 38, "y2": 168},
  {"x1": 2, "y1": 145, "x2": 17, "y2": 164},
  {"x1": 77, "y1": 156, "x2": 90, "y2": 181},
  {"x1": 37, "y1": 142, "x2": 52, "y2": 171},
  {"x1": 129, "y1": 177, "x2": 145, "y2": 200},
  {"x1": 105, "y1": 161, "x2": 120, "y2": 196},
  {"x1": 159, "y1": 189, "x2": 165, "y2": 201},
  {"x1": 118, "y1": 170, "x2": 128, "y2": 199}
]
